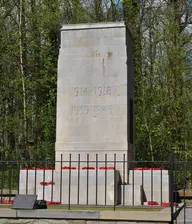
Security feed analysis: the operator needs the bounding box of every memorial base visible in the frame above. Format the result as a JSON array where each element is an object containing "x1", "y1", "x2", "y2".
[
  {"x1": 19, "y1": 169, "x2": 121, "y2": 206},
  {"x1": 121, "y1": 185, "x2": 143, "y2": 206},
  {"x1": 129, "y1": 170, "x2": 171, "y2": 203}
]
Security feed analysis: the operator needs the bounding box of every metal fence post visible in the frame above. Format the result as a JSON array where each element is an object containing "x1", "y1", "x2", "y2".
[
  {"x1": 170, "y1": 150, "x2": 174, "y2": 224},
  {"x1": 68, "y1": 154, "x2": 71, "y2": 210},
  {"x1": 114, "y1": 154, "x2": 116, "y2": 211},
  {"x1": 60, "y1": 154, "x2": 63, "y2": 205}
]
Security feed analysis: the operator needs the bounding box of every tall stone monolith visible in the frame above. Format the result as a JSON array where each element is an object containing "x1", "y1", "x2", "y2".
[{"x1": 55, "y1": 22, "x2": 134, "y2": 178}]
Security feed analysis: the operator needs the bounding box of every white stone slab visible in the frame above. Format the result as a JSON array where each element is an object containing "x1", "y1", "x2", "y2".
[
  {"x1": 61, "y1": 37, "x2": 126, "y2": 48},
  {"x1": 54, "y1": 170, "x2": 120, "y2": 205},
  {"x1": 19, "y1": 170, "x2": 55, "y2": 195},
  {"x1": 55, "y1": 151, "x2": 133, "y2": 183},
  {"x1": 129, "y1": 170, "x2": 170, "y2": 189},
  {"x1": 59, "y1": 46, "x2": 127, "y2": 57},
  {"x1": 129, "y1": 179, "x2": 169, "y2": 191},
  {"x1": 121, "y1": 185, "x2": 143, "y2": 206},
  {"x1": 61, "y1": 22, "x2": 126, "y2": 31},
  {"x1": 143, "y1": 190, "x2": 169, "y2": 203},
  {"x1": 129, "y1": 170, "x2": 169, "y2": 175},
  {"x1": 129, "y1": 170, "x2": 170, "y2": 203},
  {"x1": 37, "y1": 184, "x2": 60, "y2": 202}
]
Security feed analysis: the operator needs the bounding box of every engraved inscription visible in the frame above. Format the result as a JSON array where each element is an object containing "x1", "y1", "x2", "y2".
[
  {"x1": 92, "y1": 51, "x2": 100, "y2": 57},
  {"x1": 95, "y1": 86, "x2": 111, "y2": 96},
  {"x1": 72, "y1": 86, "x2": 111, "y2": 97},
  {"x1": 93, "y1": 105, "x2": 113, "y2": 117},
  {"x1": 70, "y1": 105, "x2": 114, "y2": 117},
  {"x1": 73, "y1": 87, "x2": 92, "y2": 97},
  {"x1": 76, "y1": 39, "x2": 91, "y2": 47},
  {"x1": 71, "y1": 106, "x2": 89, "y2": 116}
]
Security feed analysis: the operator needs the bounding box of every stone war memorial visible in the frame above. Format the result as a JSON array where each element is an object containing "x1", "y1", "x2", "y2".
[
  {"x1": 19, "y1": 22, "x2": 171, "y2": 206},
  {"x1": 55, "y1": 22, "x2": 134, "y2": 171}
]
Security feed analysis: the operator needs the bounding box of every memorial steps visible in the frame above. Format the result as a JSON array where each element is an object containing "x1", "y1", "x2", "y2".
[{"x1": 19, "y1": 167, "x2": 171, "y2": 206}]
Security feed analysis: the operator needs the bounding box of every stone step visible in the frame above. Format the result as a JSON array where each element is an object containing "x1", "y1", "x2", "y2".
[
  {"x1": 19, "y1": 169, "x2": 121, "y2": 206},
  {"x1": 129, "y1": 170, "x2": 170, "y2": 175},
  {"x1": 19, "y1": 170, "x2": 55, "y2": 195},
  {"x1": 143, "y1": 189, "x2": 170, "y2": 203},
  {"x1": 54, "y1": 170, "x2": 121, "y2": 205},
  {"x1": 121, "y1": 185, "x2": 143, "y2": 206},
  {"x1": 128, "y1": 170, "x2": 171, "y2": 204},
  {"x1": 129, "y1": 170, "x2": 170, "y2": 189}
]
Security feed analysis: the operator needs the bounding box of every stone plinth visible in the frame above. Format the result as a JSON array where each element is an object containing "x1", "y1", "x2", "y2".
[
  {"x1": 121, "y1": 185, "x2": 143, "y2": 206},
  {"x1": 54, "y1": 170, "x2": 121, "y2": 205},
  {"x1": 143, "y1": 190, "x2": 169, "y2": 203},
  {"x1": 19, "y1": 169, "x2": 121, "y2": 205},
  {"x1": 37, "y1": 184, "x2": 60, "y2": 202},
  {"x1": 55, "y1": 22, "x2": 134, "y2": 178},
  {"x1": 19, "y1": 170, "x2": 55, "y2": 195},
  {"x1": 129, "y1": 170, "x2": 170, "y2": 203}
]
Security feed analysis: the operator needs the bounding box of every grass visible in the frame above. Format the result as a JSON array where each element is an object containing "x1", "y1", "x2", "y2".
[{"x1": 0, "y1": 204, "x2": 163, "y2": 212}]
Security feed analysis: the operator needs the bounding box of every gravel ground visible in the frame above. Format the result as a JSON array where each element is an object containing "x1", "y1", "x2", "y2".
[{"x1": 175, "y1": 206, "x2": 192, "y2": 224}]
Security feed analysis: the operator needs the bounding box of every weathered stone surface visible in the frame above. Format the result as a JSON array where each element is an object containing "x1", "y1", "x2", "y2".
[
  {"x1": 19, "y1": 170, "x2": 55, "y2": 195},
  {"x1": 129, "y1": 171, "x2": 170, "y2": 189},
  {"x1": 0, "y1": 220, "x2": 170, "y2": 224},
  {"x1": 0, "y1": 220, "x2": 34, "y2": 224},
  {"x1": 87, "y1": 222, "x2": 117, "y2": 224},
  {"x1": 19, "y1": 169, "x2": 120, "y2": 205},
  {"x1": 68, "y1": 221, "x2": 87, "y2": 224},
  {"x1": 129, "y1": 170, "x2": 170, "y2": 203},
  {"x1": 55, "y1": 22, "x2": 134, "y2": 177},
  {"x1": 54, "y1": 170, "x2": 120, "y2": 205},
  {"x1": 15, "y1": 210, "x2": 99, "y2": 219},
  {"x1": 0, "y1": 209, "x2": 16, "y2": 218},
  {"x1": 37, "y1": 184, "x2": 59, "y2": 202},
  {"x1": 143, "y1": 190, "x2": 169, "y2": 203},
  {"x1": 0, "y1": 206, "x2": 178, "y2": 223},
  {"x1": 40, "y1": 221, "x2": 68, "y2": 224},
  {"x1": 0, "y1": 219, "x2": 68, "y2": 224},
  {"x1": 121, "y1": 185, "x2": 143, "y2": 206}
]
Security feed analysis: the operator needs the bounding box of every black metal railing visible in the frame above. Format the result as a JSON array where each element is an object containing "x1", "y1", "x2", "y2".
[{"x1": 0, "y1": 153, "x2": 191, "y2": 221}]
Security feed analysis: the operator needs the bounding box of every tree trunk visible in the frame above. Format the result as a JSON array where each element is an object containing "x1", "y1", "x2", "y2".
[{"x1": 19, "y1": 0, "x2": 28, "y2": 160}]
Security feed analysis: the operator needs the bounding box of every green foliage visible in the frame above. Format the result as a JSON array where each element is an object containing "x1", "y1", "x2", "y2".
[{"x1": 0, "y1": 0, "x2": 191, "y2": 163}]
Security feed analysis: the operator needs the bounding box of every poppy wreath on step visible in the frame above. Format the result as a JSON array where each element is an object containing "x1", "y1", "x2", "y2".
[
  {"x1": 0, "y1": 200, "x2": 13, "y2": 204},
  {"x1": 161, "y1": 202, "x2": 178, "y2": 207},
  {"x1": 82, "y1": 167, "x2": 95, "y2": 170},
  {"x1": 46, "y1": 201, "x2": 61, "y2": 205},
  {"x1": 40, "y1": 181, "x2": 55, "y2": 186},
  {"x1": 134, "y1": 168, "x2": 165, "y2": 170},
  {"x1": 148, "y1": 201, "x2": 158, "y2": 205},
  {"x1": 23, "y1": 168, "x2": 54, "y2": 170},
  {"x1": 99, "y1": 167, "x2": 115, "y2": 170},
  {"x1": 36, "y1": 168, "x2": 54, "y2": 170},
  {"x1": 62, "y1": 166, "x2": 76, "y2": 170}
]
